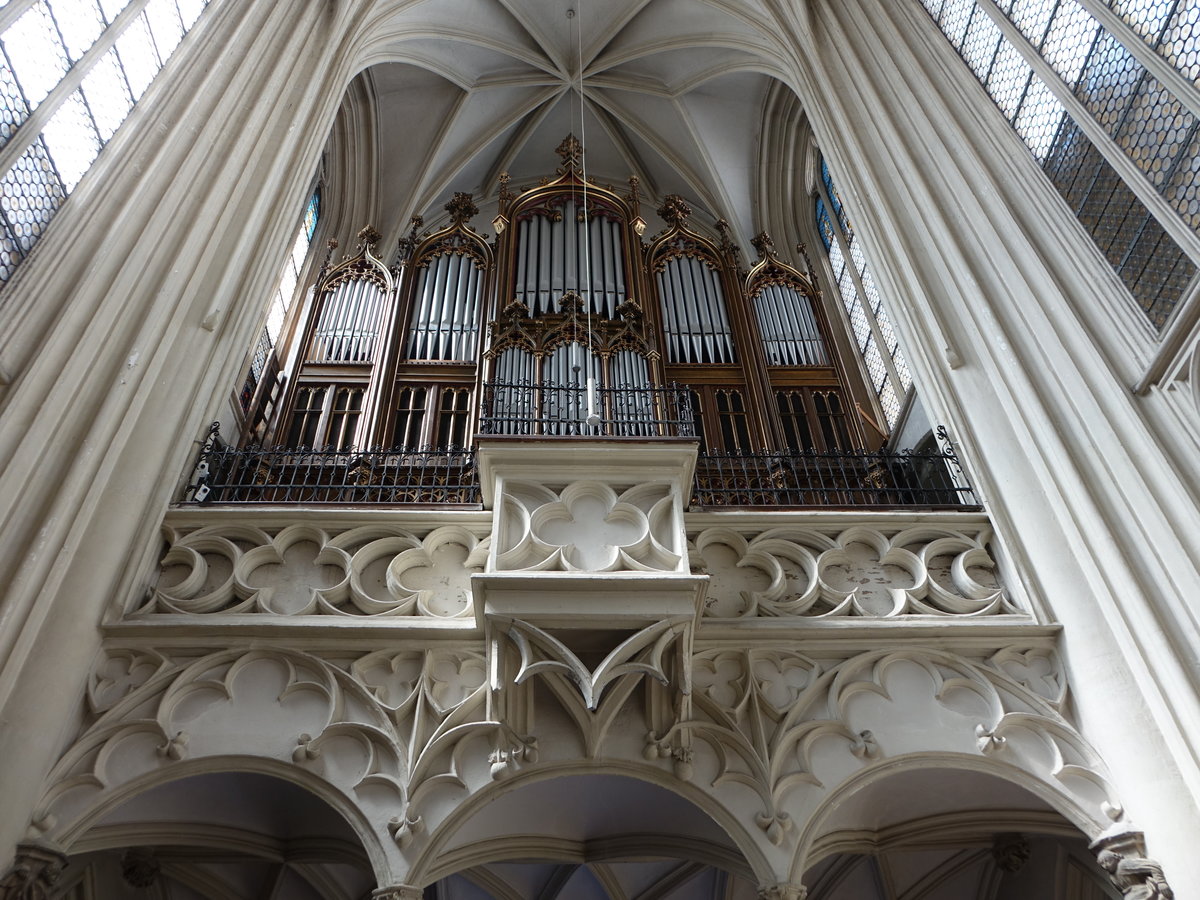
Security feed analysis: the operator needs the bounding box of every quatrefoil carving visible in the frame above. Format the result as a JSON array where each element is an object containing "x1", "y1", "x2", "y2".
[
  {"x1": 150, "y1": 524, "x2": 490, "y2": 617},
  {"x1": 497, "y1": 480, "x2": 681, "y2": 572},
  {"x1": 690, "y1": 526, "x2": 1014, "y2": 618}
]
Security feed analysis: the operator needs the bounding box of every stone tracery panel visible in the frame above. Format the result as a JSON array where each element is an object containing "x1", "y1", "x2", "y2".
[
  {"x1": 147, "y1": 524, "x2": 489, "y2": 618},
  {"x1": 496, "y1": 480, "x2": 682, "y2": 572},
  {"x1": 44, "y1": 638, "x2": 1120, "y2": 888},
  {"x1": 689, "y1": 525, "x2": 1015, "y2": 618}
]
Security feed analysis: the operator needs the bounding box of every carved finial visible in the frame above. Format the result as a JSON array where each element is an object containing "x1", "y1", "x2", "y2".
[
  {"x1": 0, "y1": 842, "x2": 69, "y2": 900},
  {"x1": 357, "y1": 225, "x2": 382, "y2": 252},
  {"x1": 498, "y1": 171, "x2": 514, "y2": 207},
  {"x1": 396, "y1": 215, "x2": 424, "y2": 264},
  {"x1": 556, "y1": 133, "x2": 583, "y2": 172},
  {"x1": 715, "y1": 218, "x2": 742, "y2": 267},
  {"x1": 795, "y1": 240, "x2": 816, "y2": 273},
  {"x1": 615, "y1": 299, "x2": 643, "y2": 322},
  {"x1": 445, "y1": 192, "x2": 478, "y2": 225},
  {"x1": 501, "y1": 300, "x2": 530, "y2": 321},
  {"x1": 627, "y1": 175, "x2": 642, "y2": 205},
  {"x1": 558, "y1": 290, "x2": 585, "y2": 317},
  {"x1": 121, "y1": 848, "x2": 160, "y2": 888},
  {"x1": 751, "y1": 231, "x2": 776, "y2": 259},
  {"x1": 318, "y1": 237, "x2": 338, "y2": 281},
  {"x1": 657, "y1": 194, "x2": 692, "y2": 227}
]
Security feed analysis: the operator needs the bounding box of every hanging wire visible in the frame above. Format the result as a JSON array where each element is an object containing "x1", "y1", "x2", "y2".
[{"x1": 573, "y1": 1, "x2": 601, "y2": 425}]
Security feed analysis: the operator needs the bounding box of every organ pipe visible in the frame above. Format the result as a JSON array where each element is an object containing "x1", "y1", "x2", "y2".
[
  {"x1": 407, "y1": 252, "x2": 483, "y2": 362},
  {"x1": 658, "y1": 256, "x2": 735, "y2": 364}
]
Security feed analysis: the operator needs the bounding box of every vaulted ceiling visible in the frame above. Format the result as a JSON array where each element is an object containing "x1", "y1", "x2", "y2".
[{"x1": 345, "y1": 0, "x2": 810, "y2": 250}]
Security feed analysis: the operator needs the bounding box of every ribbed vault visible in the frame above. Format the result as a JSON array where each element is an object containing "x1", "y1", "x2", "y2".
[{"x1": 332, "y1": 0, "x2": 809, "y2": 251}]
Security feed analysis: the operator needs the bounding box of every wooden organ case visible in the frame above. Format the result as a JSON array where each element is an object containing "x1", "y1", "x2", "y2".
[{"x1": 267, "y1": 136, "x2": 866, "y2": 455}]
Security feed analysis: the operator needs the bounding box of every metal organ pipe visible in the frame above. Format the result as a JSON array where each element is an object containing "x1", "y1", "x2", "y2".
[
  {"x1": 404, "y1": 252, "x2": 483, "y2": 362},
  {"x1": 310, "y1": 279, "x2": 385, "y2": 363},
  {"x1": 510, "y1": 201, "x2": 627, "y2": 319},
  {"x1": 753, "y1": 285, "x2": 827, "y2": 367}
]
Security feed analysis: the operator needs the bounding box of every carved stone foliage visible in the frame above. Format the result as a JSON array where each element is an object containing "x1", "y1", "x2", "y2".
[
  {"x1": 497, "y1": 481, "x2": 682, "y2": 572},
  {"x1": 690, "y1": 525, "x2": 1015, "y2": 618},
  {"x1": 146, "y1": 524, "x2": 489, "y2": 617}
]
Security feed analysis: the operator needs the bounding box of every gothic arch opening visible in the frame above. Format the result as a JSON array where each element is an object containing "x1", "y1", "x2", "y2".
[
  {"x1": 796, "y1": 764, "x2": 1117, "y2": 899},
  {"x1": 415, "y1": 772, "x2": 765, "y2": 899},
  {"x1": 52, "y1": 770, "x2": 377, "y2": 899}
]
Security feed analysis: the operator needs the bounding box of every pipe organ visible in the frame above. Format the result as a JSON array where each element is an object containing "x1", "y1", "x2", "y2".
[{"x1": 263, "y1": 135, "x2": 868, "y2": 454}]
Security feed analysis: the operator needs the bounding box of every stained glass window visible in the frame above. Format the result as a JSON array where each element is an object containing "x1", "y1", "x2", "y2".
[
  {"x1": 0, "y1": 0, "x2": 212, "y2": 285},
  {"x1": 242, "y1": 187, "x2": 320, "y2": 411},
  {"x1": 816, "y1": 158, "x2": 912, "y2": 430}
]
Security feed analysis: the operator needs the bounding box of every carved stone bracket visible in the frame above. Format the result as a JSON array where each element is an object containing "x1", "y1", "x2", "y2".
[
  {"x1": 1091, "y1": 830, "x2": 1175, "y2": 899},
  {"x1": 373, "y1": 886, "x2": 424, "y2": 900},
  {"x1": 759, "y1": 884, "x2": 807, "y2": 900},
  {"x1": 0, "y1": 842, "x2": 68, "y2": 900}
]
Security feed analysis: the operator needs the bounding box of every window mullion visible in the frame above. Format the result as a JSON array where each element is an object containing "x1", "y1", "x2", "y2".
[
  {"x1": 0, "y1": 1, "x2": 38, "y2": 37},
  {"x1": 814, "y1": 176, "x2": 904, "y2": 394},
  {"x1": 1072, "y1": 0, "x2": 1200, "y2": 123},
  {"x1": 975, "y1": 0, "x2": 1200, "y2": 269},
  {"x1": 0, "y1": 0, "x2": 154, "y2": 178}
]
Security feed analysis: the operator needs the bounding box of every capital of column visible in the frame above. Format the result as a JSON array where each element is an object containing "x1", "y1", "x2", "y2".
[
  {"x1": 758, "y1": 884, "x2": 807, "y2": 900},
  {"x1": 373, "y1": 885, "x2": 423, "y2": 900}
]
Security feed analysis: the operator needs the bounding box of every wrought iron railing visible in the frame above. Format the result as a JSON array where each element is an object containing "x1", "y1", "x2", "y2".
[
  {"x1": 693, "y1": 429, "x2": 979, "y2": 509},
  {"x1": 182, "y1": 425, "x2": 480, "y2": 504},
  {"x1": 479, "y1": 379, "x2": 696, "y2": 438}
]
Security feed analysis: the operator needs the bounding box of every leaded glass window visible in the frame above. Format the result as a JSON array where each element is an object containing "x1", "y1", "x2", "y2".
[
  {"x1": 0, "y1": 0, "x2": 212, "y2": 284},
  {"x1": 815, "y1": 158, "x2": 912, "y2": 429},
  {"x1": 919, "y1": 0, "x2": 1199, "y2": 330}
]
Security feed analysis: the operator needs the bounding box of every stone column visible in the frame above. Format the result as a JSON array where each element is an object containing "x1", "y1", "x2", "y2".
[
  {"x1": 795, "y1": 0, "x2": 1200, "y2": 884},
  {"x1": 0, "y1": 0, "x2": 357, "y2": 862}
]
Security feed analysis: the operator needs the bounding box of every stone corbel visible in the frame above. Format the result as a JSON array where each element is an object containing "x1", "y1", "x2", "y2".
[
  {"x1": 758, "y1": 884, "x2": 807, "y2": 900},
  {"x1": 1090, "y1": 830, "x2": 1174, "y2": 899},
  {"x1": 373, "y1": 886, "x2": 424, "y2": 900},
  {"x1": 0, "y1": 842, "x2": 69, "y2": 900}
]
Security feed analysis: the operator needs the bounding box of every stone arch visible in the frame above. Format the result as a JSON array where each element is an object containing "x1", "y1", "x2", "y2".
[
  {"x1": 47, "y1": 766, "x2": 380, "y2": 899},
  {"x1": 788, "y1": 752, "x2": 1114, "y2": 883},
  {"x1": 406, "y1": 762, "x2": 777, "y2": 887},
  {"x1": 28, "y1": 647, "x2": 418, "y2": 883}
]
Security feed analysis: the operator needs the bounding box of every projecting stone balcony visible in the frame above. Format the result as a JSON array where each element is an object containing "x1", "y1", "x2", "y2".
[{"x1": 149, "y1": 435, "x2": 1024, "y2": 642}]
